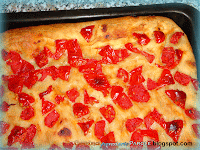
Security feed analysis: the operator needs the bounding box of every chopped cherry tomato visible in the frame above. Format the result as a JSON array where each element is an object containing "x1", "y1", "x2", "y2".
[
  {"x1": 165, "y1": 90, "x2": 186, "y2": 109},
  {"x1": 66, "y1": 39, "x2": 83, "y2": 67},
  {"x1": 125, "y1": 118, "x2": 143, "y2": 132},
  {"x1": 170, "y1": 32, "x2": 184, "y2": 44},
  {"x1": 80, "y1": 25, "x2": 95, "y2": 42},
  {"x1": 147, "y1": 78, "x2": 158, "y2": 90},
  {"x1": 42, "y1": 99, "x2": 56, "y2": 115},
  {"x1": 75, "y1": 143, "x2": 90, "y2": 150},
  {"x1": 7, "y1": 75, "x2": 24, "y2": 93},
  {"x1": 34, "y1": 48, "x2": 49, "y2": 68},
  {"x1": 154, "y1": 31, "x2": 165, "y2": 43},
  {"x1": 125, "y1": 43, "x2": 155, "y2": 63},
  {"x1": 94, "y1": 120, "x2": 106, "y2": 140},
  {"x1": 18, "y1": 92, "x2": 35, "y2": 107},
  {"x1": 84, "y1": 90, "x2": 99, "y2": 105},
  {"x1": 144, "y1": 113, "x2": 155, "y2": 129},
  {"x1": 117, "y1": 68, "x2": 129, "y2": 82},
  {"x1": 192, "y1": 124, "x2": 200, "y2": 138},
  {"x1": 22, "y1": 70, "x2": 39, "y2": 89},
  {"x1": 55, "y1": 95, "x2": 65, "y2": 104},
  {"x1": 132, "y1": 33, "x2": 151, "y2": 45},
  {"x1": 165, "y1": 120, "x2": 183, "y2": 142},
  {"x1": 63, "y1": 142, "x2": 74, "y2": 149},
  {"x1": 58, "y1": 127, "x2": 72, "y2": 137},
  {"x1": 66, "y1": 88, "x2": 80, "y2": 103},
  {"x1": 99, "y1": 45, "x2": 130, "y2": 64},
  {"x1": 0, "y1": 101, "x2": 10, "y2": 112},
  {"x1": 7, "y1": 126, "x2": 27, "y2": 146},
  {"x1": 174, "y1": 71, "x2": 191, "y2": 86},
  {"x1": 53, "y1": 39, "x2": 68, "y2": 60},
  {"x1": 128, "y1": 84, "x2": 150, "y2": 102},
  {"x1": 58, "y1": 66, "x2": 71, "y2": 81},
  {"x1": 101, "y1": 131, "x2": 115, "y2": 143},
  {"x1": 0, "y1": 121, "x2": 10, "y2": 136},
  {"x1": 22, "y1": 124, "x2": 36, "y2": 149},
  {"x1": 73, "y1": 103, "x2": 89, "y2": 118},
  {"x1": 185, "y1": 108, "x2": 200, "y2": 120},
  {"x1": 78, "y1": 120, "x2": 94, "y2": 135},
  {"x1": 99, "y1": 105, "x2": 115, "y2": 123},
  {"x1": 157, "y1": 69, "x2": 175, "y2": 89},
  {"x1": 48, "y1": 144, "x2": 62, "y2": 150},
  {"x1": 20, "y1": 106, "x2": 35, "y2": 120},
  {"x1": 129, "y1": 66, "x2": 145, "y2": 85},
  {"x1": 141, "y1": 129, "x2": 159, "y2": 142},
  {"x1": 39, "y1": 66, "x2": 59, "y2": 81},
  {"x1": 191, "y1": 78, "x2": 199, "y2": 91},
  {"x1": 111, "y1": 86, "x2": 133, "y2": 109},
  {"x1": 39, "y1": 85, "x2": 53, "y2": 99},
  {"x1": 44, "y1": 109, "x2": 60, "y2": 128},
  {"x1": 0, "y1": 85, "x2": 4, "y2": 97}
]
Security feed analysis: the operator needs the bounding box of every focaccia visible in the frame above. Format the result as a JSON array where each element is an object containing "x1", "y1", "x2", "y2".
[{"x1": 0, "y1": 16, "x2": 199, "y2": 149}]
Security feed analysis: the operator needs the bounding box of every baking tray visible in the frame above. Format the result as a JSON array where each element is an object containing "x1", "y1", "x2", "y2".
[{"x1": 1, "y1": 3, "x2": 200, "y2": 82}]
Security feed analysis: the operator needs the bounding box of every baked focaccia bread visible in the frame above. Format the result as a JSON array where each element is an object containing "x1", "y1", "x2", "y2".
[{"x1": 0, "y1": 16, "x2": 199, "y2": 150}]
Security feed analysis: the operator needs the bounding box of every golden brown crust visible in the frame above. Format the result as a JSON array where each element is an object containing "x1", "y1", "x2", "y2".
[{"x1": 0, "y1": 16, "x2": 198, "y2": 149}]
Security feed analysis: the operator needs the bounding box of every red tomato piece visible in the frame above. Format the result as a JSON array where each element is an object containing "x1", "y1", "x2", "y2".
[
  {"x1": 128, "y1": 84, "x2": 150, "y2": 102},
  {"x1": 170, "y1": 32, "x2": 184, "y2": 44},
  {"x1": 133, "y1": 33, "x2": 151, "y2": 45},
  {"x1": 115, "y1": 93, "x2": 133, "y2": 110},
  {"x1": 39, "y1": 66, "x2": 59, "y2": 81},
  {"x1": 84, "y1": 90, "x2": 99, "y2": 105},
  {"x1": 78, "y1": 120, "x2": 94, "y2": 135},
  {"x1": 130, "y1": 129, "x2": 143, "y2": 150},
  {"x1": 191, "y1": 78, "x2": 199, "y2": 91},
  {"x1": 53, "y1": 39, "x2": 68, "y2": 60},
  {"x1": 58, "y1": 66, "x2": 71, "y2": 81},
  {"x1": 174, "y1": 71, "x2": 191, "y2": 86},
  {"x1": 99, "y1": 105, "x2": 115, "y2": 123},
  {"x1": 99, "y1": 45, "x2": 130, "y2": 64},
  {"x1": 79, "y1": 59, "x2": 101, "y2": 74},
  {"x1": 101, "y1": 131, "x2": 115, "y2": 143},
  {"x1": 149, "y1": 109, "x2": 166, "y2": 129},
  {"x1": 66, "y1": 39, "x2": 83, "y2": 66},
  {"x1": 42, "y1": 99, "x2": 56, "y2": 115},
  {"x1": 20, "y1": 106, "x2": 35, "y2": 120},
  {"x1": 0, "y1": 121, "x2": 10, "y2": 136},
  {"x1": 117, "y1": 68, "x2": 129, "y2": 82},
  {"x1": 185, "y1": 108, "x2": 200, "y2": 120},
  {"x1": 94, "y1": 120, "x2": 106, "y2": 140},
  {"x1": 48, "y1": 144, "x2": 62, "y2": 150},
  {"x1": 73, "y1": 103, "x2": 89, "y2": 118},
  {"x1": 75, "y1": 144, "x2": 90, "y2": 150},
  {"x1": 84, "y1": 72, "x2": 110, "y2": 97},
  {"x1": 44, "y1": 109, "x2": 60, "y2": 128},
  {"x1": 0, "y1": 101, "x2": 10, "y2": 112},
  {"x1": 110, "y1": 86, "x2": 123, "y2": 102},
  {"x1": 7, "y1": 126, "x2": 27, "y2": 146},
  {"x1": 140, "y1": 51, "x2": 155, "y2": 63},
  {"x1": 22, "y1": 70, "x2": 39, "y2": 89},
  {"x1": 129, "y1": 66, "x2": 145, "y2": 85},
  {"x1": 39, "y1": 85, "x2": 53, "y2": 99},
  {"x1": 165, "y1": 90, "x2": 186, "y2": 109},
  {"x1": 192, "y1": 124, "x2": 200, "y2": 138},
  {"x1": 125, "y1": 118, "x2": 143, "y2": 132},
  {"x1": 18, "y1": 93, "x2": 35, "y2": 107},
  {"x1": 154, "y1": 31, "x2": 165, "y2": 43},
  {"x1": 165, "y1": 120, "x2": 183, "y2": 142},
  {"x1": 147, "y1": 78, "x2": 158, "y2": 90},
  {"x1": 7, "y1": 75, "x2": 24, "y2": 93},
  {"x1": 55, "y1": 95, "x2": 65, "y2": 104},
  {"x1": 66, "y1": 88, "x2": 80, "y2": 103},
  {"x1": 125, "y1": 43, "x2": 140, "y2": 53},
  {"x1": 63, "y1": 142, "x2": 74, "y2": 149},
  {"x1": 141, "y1": 129, "x2": 159, "y2": 142},
  {"x1": 161, "y1": 47, "x2": 175, "y2": 67},
  {"x1": 157, "y1": 69, "x2": 175, "y2": 89},
  {"x1": 34, "y1": 48, "x2": 49, "y2": 68},
  {"x1": 22, "y1": 124, "x2": 36, "y2": 149},
  {"x1": 144, "y1": 113, "x2": 155, "y2": 129},
  {"x1": 80, "y1": 25, "x2": 95, "y2": 42}
]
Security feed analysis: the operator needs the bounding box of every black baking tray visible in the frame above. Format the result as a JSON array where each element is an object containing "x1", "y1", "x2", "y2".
[{"x1": 1, "y1": 3, "x2": 200, "y2": 82}]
